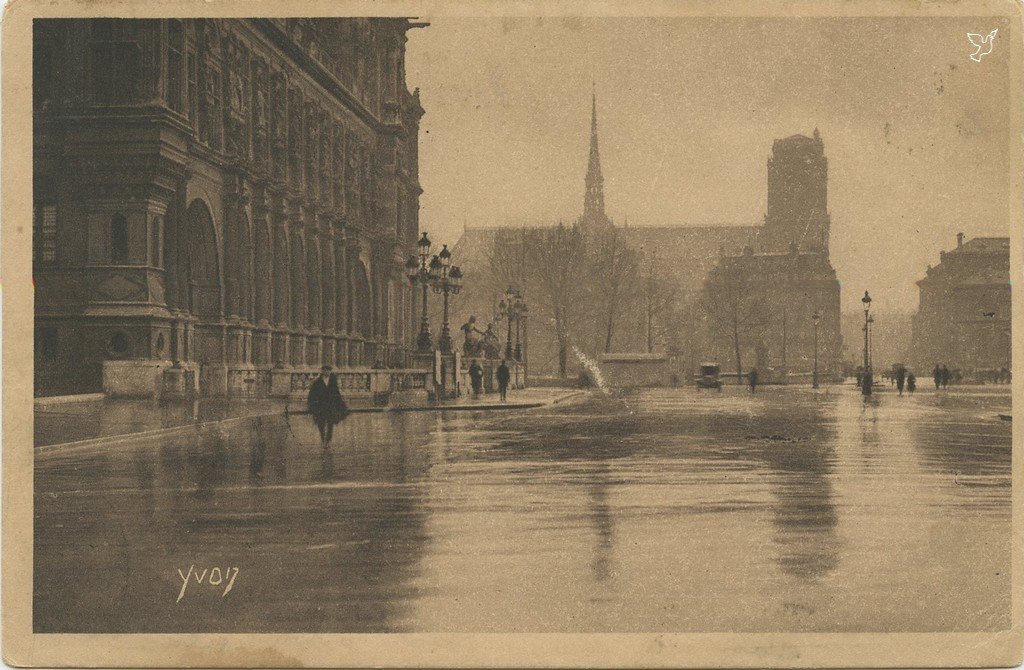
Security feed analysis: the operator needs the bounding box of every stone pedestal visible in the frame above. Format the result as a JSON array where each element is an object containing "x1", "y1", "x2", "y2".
[
  {"x1": 161, "y1": 365, "x2": 199, "y2": 399},
  {"x1": 102, "y1": 359, "x2": 173, "y2": 398}
]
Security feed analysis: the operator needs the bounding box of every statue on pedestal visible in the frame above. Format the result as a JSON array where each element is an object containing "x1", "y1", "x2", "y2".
[
  {"x1": 461, "y1": 316, "x2": 484, "y2": 357},
  {"x1": 482, "y1": 323, "x2": 500, "y2": 360}
]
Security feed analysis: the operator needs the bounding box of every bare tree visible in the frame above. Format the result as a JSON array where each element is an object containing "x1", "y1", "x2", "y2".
[
  {"x1": 525, "y1": 223, "x2": 588, "y2": 378},
  {"x1": 585, "y1": 227, "x2": 640, "y2": 353},
  {"x1": 700, "y1": 261, "x2": 768, "y2": 380},
  {"x1": 642, "y1": 274, "x2": 681, "y2": 353}
]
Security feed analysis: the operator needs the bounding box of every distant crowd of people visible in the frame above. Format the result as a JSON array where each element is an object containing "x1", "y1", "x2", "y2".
[{"x1": 872, "y1": 363, "x2": 1011, "y2": 396}]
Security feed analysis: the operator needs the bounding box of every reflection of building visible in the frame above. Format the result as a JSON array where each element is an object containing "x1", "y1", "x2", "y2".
[
  {"x1": 908, "y1": 234, "x2": 1010, "y2": 373},
  {"x1": 33, "y1": 19, "x2": 425, "y2": 396},
  {"x1": 696, "y1": 132, "x2": 842, "y2": 378}
]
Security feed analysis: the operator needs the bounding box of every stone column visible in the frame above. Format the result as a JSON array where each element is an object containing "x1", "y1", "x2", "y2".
[
  {"x1": 271, "y1": 190, "x2": 290, "y2": 366},
  {"x1": 252, "y1": 184, "x2": 274, "y2": 365},
  {"x1": 321, "y1": 222, "x2": 337, "y2": 366}
]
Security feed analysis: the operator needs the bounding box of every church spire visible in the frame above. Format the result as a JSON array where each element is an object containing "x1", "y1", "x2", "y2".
[{"x1": 582, "y1": 84, "x2": 611, "y2": 229}]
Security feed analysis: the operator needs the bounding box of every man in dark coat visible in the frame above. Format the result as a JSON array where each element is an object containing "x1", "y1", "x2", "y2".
[
  {"x1": 468, "y1": 360, "x2": 484, "y2": 397},
  {"x1": 308, "y1": 366, "x2": 346, "y2": 446},
  {"x1": 907, "y1": 372, "x2": 916, "y2": 394},
  {"x1": 496, "y1": 359, "x2": 511, "y2": 402},
  {"x1": 895, "y1": 365, "x2": 906, "y2": 396},
  {"x1": 748, "y1": 367, "x2": 758, "y2": 394},
  {"x1": 933, "y1": 364, "x2": 942, "y2": 390}
]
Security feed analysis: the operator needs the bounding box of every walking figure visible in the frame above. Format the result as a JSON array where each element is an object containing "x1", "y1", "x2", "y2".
[
  {"x1": 468, "y1": 360, "x2": 484, "y2": 397},
  {"x1": 907, "y1": 372, "x2": 916, "y2": 394},
  {"x1": 895, "y1": 365, "x2": 906, "y2": 396},
  {"x1": 748, "y1": 367, "x2": 758, "y2": 394},
  {"x1": 308, "y1": 366, "x2": 347, "y2": 447},
  {"x1": 933, "y1": 364, "x2": 942, "y2": 390},
  {"x1": 496, "y1": 359, "x2": 511, "y2": 402}
]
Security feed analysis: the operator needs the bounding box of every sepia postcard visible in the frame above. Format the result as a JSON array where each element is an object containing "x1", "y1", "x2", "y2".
[{"x1": 3, "y1": 0, "x2": 1023, "y2": 667}]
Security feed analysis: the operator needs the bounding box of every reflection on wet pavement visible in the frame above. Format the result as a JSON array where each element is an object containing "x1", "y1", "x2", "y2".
[{"x1": 34, "y1": 386, "x2": 1010, "y2": 633}]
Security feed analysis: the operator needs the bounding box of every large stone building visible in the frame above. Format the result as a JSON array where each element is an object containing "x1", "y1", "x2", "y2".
[
  {"x1": 33, "y1": 19, "x2": 425, "y2": 396},
  {"x1": 450, "y1": 96, "x2": 840, "y2": 380},
  {"x1": 696, "y1": 132, "x2": 842, "y2": 380},
  {"x1": 908, "y1": 234, "x2": 1010, "y2": 374},
  {"x1": 449, "y1": 95, "x2": 759, "y2": 376}
]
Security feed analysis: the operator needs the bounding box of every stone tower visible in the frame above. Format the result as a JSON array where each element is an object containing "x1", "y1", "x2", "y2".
[
  {"x1": 580, "y1": 89, "x2": 613, "y2": 230},
  {"x1": 763, "y1": 128, "x2": 830, "y2": 256}
]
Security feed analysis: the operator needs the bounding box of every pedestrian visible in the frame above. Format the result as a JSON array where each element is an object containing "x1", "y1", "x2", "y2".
[
  {"x1": 896, "y1": 365, "x2": 906, "y2": 396},
  {"x1": 468, "y1": 360, "x2": 484, "y2": 397},
  {"x1": 748, "y1": 367, "x2": 758, "y2": 394},
  {"x1": 308, "y1": 366, "x2": 347, "y2": 447},
  {"x1": 496, "y1": 359, "x2": 511, "y2": 402},
  {"x1": 907, "y1": 372, "x2": 916, "y2": 394},
  {"x1": 941, "y1": 364, "x2": 951, "y2": 389},
  {"x1": 933, "y1": 364, "x2": 942, "y2": 390}
]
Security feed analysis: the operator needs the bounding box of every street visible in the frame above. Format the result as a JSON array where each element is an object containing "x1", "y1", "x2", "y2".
[{"x1": 34, "y1": 384, "x2": 1010, "y2": 633}]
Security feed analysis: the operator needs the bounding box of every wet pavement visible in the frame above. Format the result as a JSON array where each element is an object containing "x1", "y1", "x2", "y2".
[
  {"x1": 33, "y1": 388, "x2": 577, "y2": 448},
  {"x1": 34, "y1": 384, "x2": 1011, "y2": 633}
]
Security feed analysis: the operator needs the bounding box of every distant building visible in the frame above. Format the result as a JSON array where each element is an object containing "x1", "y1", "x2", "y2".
[
  {"x1": 449, "y1": 93, "x2": 759, "y2": 376},
  {"x1": 761, "y1": 130, "x2": 830, "y2": 255},
  {"x1": 908, "y1": 234, "x2": 1010, "y2": 374},
  {"x1": 33, "y1": 19, "x2": 425, "y2": 396},
  {"x1": 697, "y1": 245, "x2": 842, "y2": 380},
  {"x1": 695, "y1": 131, "x2": 842, "y2": 379}
]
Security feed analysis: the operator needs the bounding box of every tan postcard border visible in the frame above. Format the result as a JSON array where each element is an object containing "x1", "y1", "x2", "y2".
[{"x1": 3, "y1": 0, "x2": 1023, "y2": 667}]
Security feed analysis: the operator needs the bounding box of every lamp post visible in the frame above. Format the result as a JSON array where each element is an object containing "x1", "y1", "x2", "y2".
[
  {"x1": 861, "y1": 290, "x2": 872, "y2": 396},
  {"x1": 514, "y1": 291, "x2": 526, "y2": 362},
  {"x1": 430, "y1": 244, "x2": 461, "y2": 354},
  {"x1": 812, "y1": 309, "x2": 820, "y2": 389},
  {"x1": 498, "y1": 286, "x2": 517, "y2": 360},
  {"x1": 405, "y1": 232, "x2": 433, "y2": 353}
]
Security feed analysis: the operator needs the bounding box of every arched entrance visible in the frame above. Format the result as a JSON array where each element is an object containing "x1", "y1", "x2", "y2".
[
  {"x1": 185, "y1": 199, "x2": 221, "y2": 319},
  {"x1": 184, "y1": 199, "x2": 223, "y2": 363},
  {"x1": 225, "y1": 210, "x2": 253, "y2": 321}
]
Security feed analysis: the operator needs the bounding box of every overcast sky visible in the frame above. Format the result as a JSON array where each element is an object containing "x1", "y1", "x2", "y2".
[{"x1": 404, "y1": 16, "x2": 1013, "y2": 311}]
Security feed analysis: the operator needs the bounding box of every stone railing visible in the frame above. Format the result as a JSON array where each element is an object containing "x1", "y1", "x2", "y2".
[{"x1": 227, "y1": 368, "x2": 273, "y2": 397}]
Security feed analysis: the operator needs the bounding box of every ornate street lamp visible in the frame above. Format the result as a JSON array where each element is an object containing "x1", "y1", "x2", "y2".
[
  {"x1": 430, "y1": 244, "x2": 461, "y2": 354},
  {"x1": 514, "y1": 291, "x2": 526, "y2": 362},
  {"x1": 861, "y1": 290, "x2": 872, "y2": 396},
  {"x1": 406, "y1": 232, "x2": 434, "y2": 353},
  {"x1": 812, "y1": 309, "x2": 820, "y2": 389},
  {"x1": 498, "y1": 286, "x2": 517, "y2": 360}
]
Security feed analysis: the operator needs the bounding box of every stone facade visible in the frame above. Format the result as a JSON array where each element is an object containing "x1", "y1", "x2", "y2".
[
  {"x1": 760, "y1": 131, "x2": 830, "y2": 255},
  {"x1": 696, "y1": 131, "x2": 842, "y2": 379},
  {"x1": 908, "y1": 234, "x2": 1010, "y2": 374},
  {"x1": 33, "y1": 19, "x2": 425, "y2": 396},
  {"x1": 697, "y1": 246, "x2": 842, "y2": 379}
]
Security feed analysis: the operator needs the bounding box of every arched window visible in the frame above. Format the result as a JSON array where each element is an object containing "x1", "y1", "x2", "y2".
[
  {"x1": 89, "y1": 20, "x2": 141, "y2": 104},
  {"x1": 165, "y1": 20, "x2": 186, "y2": 114},
  {"x1": 110, "y1": 214, "x2": 128, "y2": 264}
]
